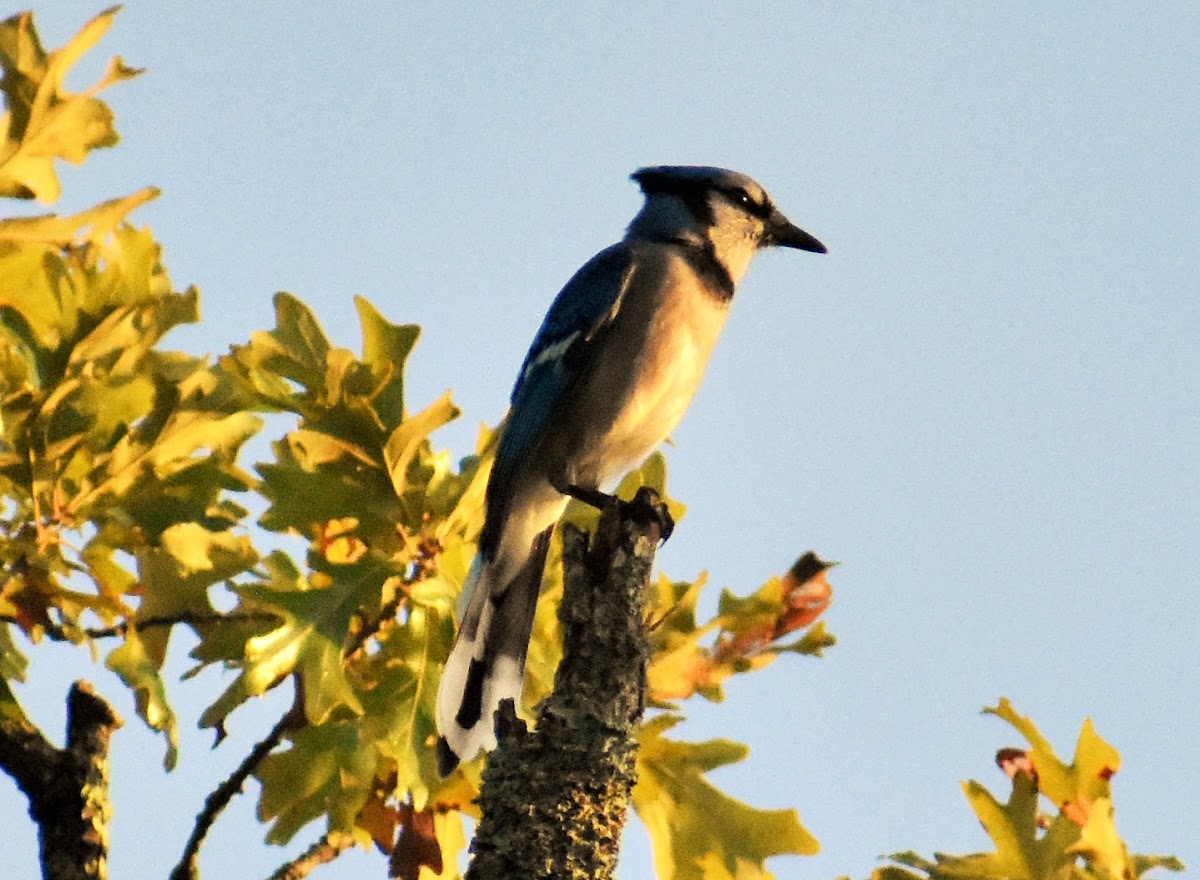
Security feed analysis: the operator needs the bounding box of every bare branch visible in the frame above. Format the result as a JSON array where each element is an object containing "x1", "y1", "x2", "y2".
[
  {"x1": 84, "y1": 610, "x2": 281, "y2": 640},
  {"x1": 169, "y1": 706, "x2": 299, "y2": 880},
  {"x1": 264, "y1": 832, "x2": 355, "y2": 880},
  {"x1": 0, "y1": 610, "x2": 280, "y2": 643}
]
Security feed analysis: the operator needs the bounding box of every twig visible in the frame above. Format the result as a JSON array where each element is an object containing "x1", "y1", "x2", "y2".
[
  {"x1": 344, "y1": 535, "x2": 442, "y2": 662},
  {"x1": 264, "y1": 832, "x2": 355, "y2": 880},
  {"x1": 0, "y1": 610, "x2": 280, "y2": 642},
  {"x1": 169, "y1": 706, "x2": 299, "y2": 880},
  {"x1": 344, "y1": 584, "x2": 407, "y2": 663},
  {"x1": 84, "y1": 610, "x2": 280, "y2": 639}
]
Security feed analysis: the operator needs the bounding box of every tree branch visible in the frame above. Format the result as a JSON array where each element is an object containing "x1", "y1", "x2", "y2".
[
  {"x1": 466, "y1": 490, "x2": 664, "y2": 879},
  {"x1": 0, "y1": 680, "x2": 123, "y2": 880},
  {"x1": 0, "y1": 690, "x2": 58, "y2": 799},
  {"x1": 0, "y1": 611, "x2": 280, "y2": 643},
  {"x1": 264, "y1": 831, "x2": 355, "y2": 880},
  {"x1": 169, "y1": 706, "x2": 299, "y2": 880}
]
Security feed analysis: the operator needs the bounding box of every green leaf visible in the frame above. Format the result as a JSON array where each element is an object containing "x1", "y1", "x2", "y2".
[
  {"x1": 256, "y1": 718, "x2": 377, "y2": 844},
  {"x1": 105, "y1": 627, "x2": 179, "y2": 769},
  {"x1": 645, "y1": 574, "x2": 719, "y2": 703},
  {"x1": 0, "y1": 624, "x2": 28, "y2": 681},
  {"x1": 869, "y1": 866, "x2": 930, "y2": 880},
  {"x1": 355, "y1": 295, "x2": 420, "y2": 430},
  {"x1": 0, "y1": 218, "x2": 175, "y2": 388},
  {"x1": 876, "y1": 704, "x2": 1184, "y2": 880},
  {"x1": 426, "y1": 436, "x2": 493, "y2": 546},
  {"x1": 0, "y1": 675, "x2": 33, "y2": 731},
  {"x1": 255, "y1": 432, "x2": 400, "y2": 538},
  {"x1": 0, "y1": 187, "x2": 159, "y2": 246},
  {"x1": 133, "y1": 522, "x2": 258, "y2": 664},
  {"x1": 200, "y1": 553, "x2": 392, "y2": 729},
  {"x1": 0, "y1": 7, "x2": 141, "y2": 203},
  {"x1": 384, "y1": 391, "x2": 460, "y2": 505},
  {"x1": 358, "y1": 603, "x2": 452, "y2": 812},
  {"x1": 228, "y1": 292, "x2": 332, "y2": 399},
  {"x1": 67, "y1": 287, "x2": 198, "y2": 376},
  {"x1": 778, "y1": 619, "x2": 836, "y2": 657},
  {"x1": 633, "y1": 715, "x2": 818, "y2": 879},
  {"x1": 72, "y1": 407, "x2": 260, "y2": 523},
  {"x1": 1130, "y1": 854, "x2": 1186, "y2": 878},
  {"x1": 954, "y1": 774, "x2": 1075, "y2": 880},
  {"x1": 1068, "y1": 797, "x2": 1130, "y2": 879}
]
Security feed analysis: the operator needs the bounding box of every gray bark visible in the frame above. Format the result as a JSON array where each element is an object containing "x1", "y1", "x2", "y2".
[{"x1": 466, "y1": 495, "x2": 663, "y2": 879}]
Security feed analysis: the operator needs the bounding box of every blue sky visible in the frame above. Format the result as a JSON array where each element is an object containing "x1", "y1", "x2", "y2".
[{"x1": 4, "y1": 3, "x2": 1197, "y2": 878}]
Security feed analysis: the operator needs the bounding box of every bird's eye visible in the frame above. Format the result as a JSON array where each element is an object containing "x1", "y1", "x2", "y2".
[{"x1": 726, "y1": 187, "x2": 767, "y2": 216}]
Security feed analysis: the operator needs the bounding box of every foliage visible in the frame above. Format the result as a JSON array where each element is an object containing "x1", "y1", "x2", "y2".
[
  {"x1": 0, "y1": 7, "x2": 258, "y2": 771},
  {"x1": 0, "y1": 8, "x2": 839, "y2": 879},
  {"x1": 871, "y1": 700, "x2": 1183, "y2": 880}
]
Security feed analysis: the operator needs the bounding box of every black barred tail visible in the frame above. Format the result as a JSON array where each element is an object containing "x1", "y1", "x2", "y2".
[{"x1": 435, "y1": 527, "x2": 552, "y2": 776}]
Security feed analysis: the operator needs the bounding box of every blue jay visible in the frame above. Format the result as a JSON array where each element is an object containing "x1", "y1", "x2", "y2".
[{"x1": 435, "y1": 166, "x2": 825, "y2": 775}]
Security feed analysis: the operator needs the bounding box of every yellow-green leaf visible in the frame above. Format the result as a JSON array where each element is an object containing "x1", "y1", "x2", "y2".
[
  {"x1": 986, "y1": 698, "x2": 1119, "y2": 824},
  {"x1": 0, "y1": 7, "x2": 140, "y2": 203},
  {"x1": 256, "y1": 719, "x2": 376, "y2": 844},
  {"x1": 384, "y1": 391, "x2": 460, "y2": 501},
  {"x1": 359, "y1": 604, "x2": 451, "y2": 812},
  {"x1": 133, "y1": 523, "x2": 258, "y2": 665},
  {"x1": 1068, "y1": 797, "x2": 1130, "y2": 879},
  {"x1": 958, "y1": 774, "x2": 1072, "y2": 880},
  {"x1": 0, "y1": 624, "x2": 28, "y2": 682},
  {"x1": 105, "y1": 627, "x2": 178, "y2": 768},
  {"x1": 0, "y1": 677, "x2": 31, "y2": 732},
  {"x1": 877, "y1": 704, "x2": 1183, "y2": 880},
  {"x1": 355, "y1": 295, "x2": 420, "y2": 429},
  {"x1": 633, "y1": 715, "x2": 818, "y2": 880},
  {"x1": 0, "y1": 187, "x2": 159, "y2": 246},
  {"x1": 200, "y1": 553, "x2": 393, "y2": 729}
]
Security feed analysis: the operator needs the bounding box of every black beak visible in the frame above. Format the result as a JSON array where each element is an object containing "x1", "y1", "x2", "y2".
[{"x1": 767, "y1": 211, "x2": 827, "y2": 253}]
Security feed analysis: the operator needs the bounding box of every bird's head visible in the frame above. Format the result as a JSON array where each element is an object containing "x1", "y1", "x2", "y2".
[{"x1": 628, "y1": 165, "x2": 825, "y2": 286}]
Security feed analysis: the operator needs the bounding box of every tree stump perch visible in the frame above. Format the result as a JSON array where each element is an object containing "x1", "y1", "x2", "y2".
[{"x1": 466, "y1": 494, "x2": 664, "y2": 879}]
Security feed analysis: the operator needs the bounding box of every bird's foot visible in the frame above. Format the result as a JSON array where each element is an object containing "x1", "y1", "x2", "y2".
[
  {"x1": 563, "y1": 484, "x2": 675, "y2": 543},
  {"x1": 625, "y1": 486, "x2": 675, "y2": 542}
]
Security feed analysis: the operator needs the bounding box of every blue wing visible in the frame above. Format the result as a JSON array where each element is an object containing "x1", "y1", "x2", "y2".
[{"x1": 481, "y1": 243, "x2": 637, "y2": 559}]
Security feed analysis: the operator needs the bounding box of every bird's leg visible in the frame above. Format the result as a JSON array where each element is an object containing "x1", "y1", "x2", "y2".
[
  {"x1": 562, "y1": 483, "x2": 675, "y2": 543},
  {"x1": 559, "y1": 484, "x2": 615, "y2": 511}
]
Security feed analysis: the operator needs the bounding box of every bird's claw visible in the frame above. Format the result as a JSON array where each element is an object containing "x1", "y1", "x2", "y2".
[
  {"x1": 562, "y1": 484, "x2": 675, "y2": 543},
  {"x1": 623, "y1": 486, "x2": 675, "y2": 542}
]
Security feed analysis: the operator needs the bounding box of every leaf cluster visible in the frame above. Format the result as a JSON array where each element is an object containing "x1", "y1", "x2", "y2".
[
  {"x1": 0, "y1": 8, "x2": 258, "y2": 770},
  {"x1": 872, "y1": 700, "x2": 1183, "y2": 880}
]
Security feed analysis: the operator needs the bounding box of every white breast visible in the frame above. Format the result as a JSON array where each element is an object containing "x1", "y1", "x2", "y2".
[{"x1": 576, "y1": 247, "x2": 731, "y2": 486}]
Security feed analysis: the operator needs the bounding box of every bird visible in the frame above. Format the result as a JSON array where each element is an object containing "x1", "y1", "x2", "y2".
[{"x1": 435, "y1": 165, "x2": 826, "y2": 775}]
